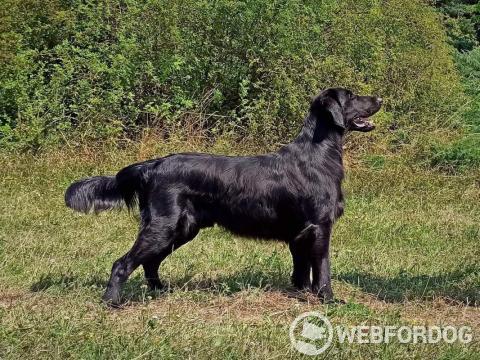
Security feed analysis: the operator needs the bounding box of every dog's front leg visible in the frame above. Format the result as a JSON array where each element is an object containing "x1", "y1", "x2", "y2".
[
  {"x1": 289, "y1": 244, "x2": 311, "y2": 290},
  {"x1": 290, "y1": 224, "x2": 320, "y2": 290},
  {"x1": 310, "y1": 222, "x2": 334, "y2": 302}
]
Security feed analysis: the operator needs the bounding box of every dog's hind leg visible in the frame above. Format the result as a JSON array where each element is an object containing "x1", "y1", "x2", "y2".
[
  {"x1": 143, "y1": 258, "x2": 164, "y2": 290},
  {"x1": 142, "y1": 209, "x2": 200, "y2": 292},
  {"x1": 142, "y1": 227, "x2": 199, "y2": 291},
  {"x1": 102, "y1": 221, "x2": 178, "y2": 306}
]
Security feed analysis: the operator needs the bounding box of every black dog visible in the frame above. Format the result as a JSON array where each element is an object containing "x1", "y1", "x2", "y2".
[{"x1": 65, "y1": 88, "x2": 382, "y2": 305}]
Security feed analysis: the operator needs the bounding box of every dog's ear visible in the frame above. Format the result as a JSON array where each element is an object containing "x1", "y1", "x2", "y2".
[
  {"x1": 311, "y1": 94, "x2": 345, "y2": 129},
  {"x1": 323, "y1": 97, "x2": 345, "y2": 129}
]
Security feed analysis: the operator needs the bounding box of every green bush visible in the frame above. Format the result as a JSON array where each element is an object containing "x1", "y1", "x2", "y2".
[
  {"x1": 0, "y1": 0, "x2": 463, "y2": 149},
  {"x1": 428, "y1": 46, "x2": 480, "y2": 171},
  {"x1": 435, "y1": 0, "x2": 479, "y2": 52},
  {"x1": 430, "y1": 135, "x2": 480, "y2": 171},
  {"x1": 456, "y1": 47, "x2": 480, "y2": 131}
]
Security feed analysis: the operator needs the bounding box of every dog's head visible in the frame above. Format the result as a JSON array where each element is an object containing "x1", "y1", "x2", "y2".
[{"x1": 311, "y1": 88, "x2": 382, "y2": 132}]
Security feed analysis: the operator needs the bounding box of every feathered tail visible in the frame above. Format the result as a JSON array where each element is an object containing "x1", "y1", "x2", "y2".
[{"x1": 65, "y1": 161, "x2": 155, "y2": 214}]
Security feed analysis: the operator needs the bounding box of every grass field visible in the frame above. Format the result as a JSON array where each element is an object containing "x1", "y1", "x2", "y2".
[{"x1": 0, "y1": 143, "x2": 479, "y2": 359}]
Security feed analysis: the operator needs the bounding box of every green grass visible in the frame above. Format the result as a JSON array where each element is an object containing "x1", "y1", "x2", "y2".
[{"x1": 0, "y1": 145, "x2": 479, "y2": 359}]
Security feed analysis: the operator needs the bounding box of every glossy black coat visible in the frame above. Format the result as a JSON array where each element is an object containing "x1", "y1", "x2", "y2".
[{"x1": 65, "y1": 87, "x2": 382, "y2": 305}]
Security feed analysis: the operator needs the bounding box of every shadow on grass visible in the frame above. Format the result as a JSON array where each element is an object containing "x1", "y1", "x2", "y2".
[
  {"x1": 120, "y1": 267, "x2": 296, "y2": 304},
  {"x1": 29, "y1": 267, "x2": 298, "y2": 303},
  {"x1": 30, "y1": 267, "x2": 289, "y2": 294},
  {"x1": 337, "y1": 265, "x2": 479, "y2": 306},
  {"x1": 30, "y1": 265, "x2": 479, "y2": 306}
]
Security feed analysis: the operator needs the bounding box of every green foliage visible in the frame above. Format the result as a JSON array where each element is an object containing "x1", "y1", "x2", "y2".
[
  {"x1": 434, "y1": 0, "x2": 480, "y2": 52},
  {"x1": 426, "y1": 1, "x2": 480, "y2": 171},
  {"x1": 363, "y1": 155, "x2": 386, "y2": 170},
  {"x1": 430, "y1": 135, "x2": 480, "y2": 171},
  {"x1": 456, "y1": 47, "x2": 480, "y2": 131},
  {"x1": 0, "y1": 0, "x2": 463, "y2": 149},
  {"x1": 428, "y1": 43, "x2": 480, "y2": 171}
]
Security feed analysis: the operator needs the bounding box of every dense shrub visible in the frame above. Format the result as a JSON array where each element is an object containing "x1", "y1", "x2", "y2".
[
  {"x1": 428, "y1": 46, "x2": 480, "y2": 171},
  {"x1": 430, "y1": 135, "x2": 480, "y2": 171},
  {"x1": 456, "y1": 47, "x2": 480, "y2": 130},
  {"x1": 0, "y1": 0, "x2": 463, "y2": 149},
  {"x1": 435, "y1": 0, "x2": 479, "y2": 52}
]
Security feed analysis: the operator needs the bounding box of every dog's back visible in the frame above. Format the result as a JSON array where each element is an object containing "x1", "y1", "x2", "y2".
[{"x1": 65, "y1": 87, "x2": 382, "y2": 305}]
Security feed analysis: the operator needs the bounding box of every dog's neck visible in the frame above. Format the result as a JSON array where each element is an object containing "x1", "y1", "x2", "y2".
[
  {"x1": 294, "y1": 112, "x2": 345, "y2": 145},
  {"x1": 278, "y1": 112, "x2": 345, "y2": 182}
]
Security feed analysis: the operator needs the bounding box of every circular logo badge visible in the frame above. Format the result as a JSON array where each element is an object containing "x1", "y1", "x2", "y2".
[{"x1": 289, "y1": 311, "x2": 333, "y2": 355}]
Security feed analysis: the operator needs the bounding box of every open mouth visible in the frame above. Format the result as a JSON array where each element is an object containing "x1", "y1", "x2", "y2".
[{"x1": 351, "y1": 117, "x2": 375, "y2": 132}]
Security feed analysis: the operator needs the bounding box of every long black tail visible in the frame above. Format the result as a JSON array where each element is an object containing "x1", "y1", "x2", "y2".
[{"x1": 65, "y1": 161, "x2": 155, "y2": 214}]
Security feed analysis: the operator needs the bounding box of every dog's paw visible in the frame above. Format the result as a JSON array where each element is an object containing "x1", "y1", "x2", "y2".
[
  {"x1": 102, "y1": 289, "x2": 122, "y2": 308},
  {"x1": 313, "y1": 286, "x2": 334, "y2": 303},
  {"x1": 291, "y1": 278, "x2": 312, "y2": 291},
  {"x1": 147, "y1": 279, "x2": 164, "y2": 291}
]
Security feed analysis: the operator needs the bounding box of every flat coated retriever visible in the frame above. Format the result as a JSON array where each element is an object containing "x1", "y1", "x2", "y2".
[{"x1": 65, "y1": 88, "x2": 382, "y2": 306}]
